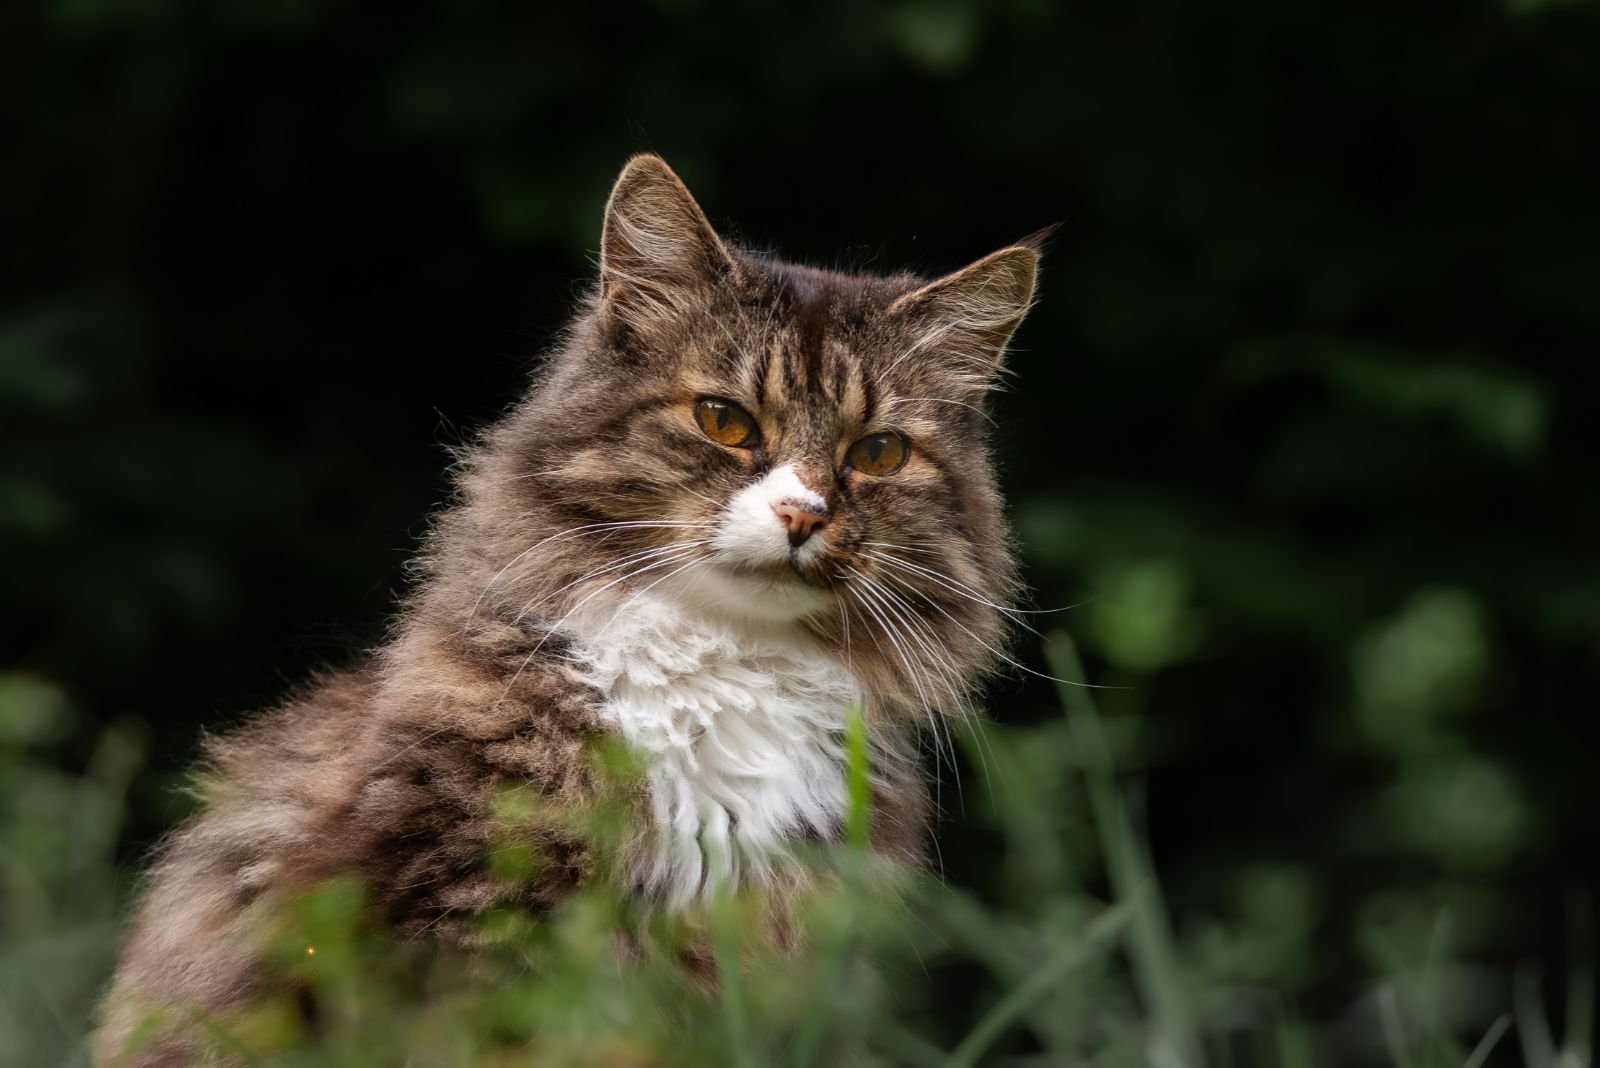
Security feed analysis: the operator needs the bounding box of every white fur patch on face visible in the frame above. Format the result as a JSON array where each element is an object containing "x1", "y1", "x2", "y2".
[
  {"x1": 707, "y1": 465, "x2": 830, "y2": 621},
  {"x1": 563, "y1": 570, "x2": 858, "y2": 908}
]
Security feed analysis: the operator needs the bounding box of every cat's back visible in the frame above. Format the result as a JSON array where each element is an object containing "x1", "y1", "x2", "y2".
[
  {"x1": 95, "y1": 668, "x2": 380, "y2": 1065},
  {"x1": 202, "y1": 666, "x2": 382, "y2": 812}
]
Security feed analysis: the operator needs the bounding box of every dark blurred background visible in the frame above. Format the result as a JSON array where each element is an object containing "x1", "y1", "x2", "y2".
[{"x1": 4, "y1": 0, "x2": 1599, "y2": 1060}]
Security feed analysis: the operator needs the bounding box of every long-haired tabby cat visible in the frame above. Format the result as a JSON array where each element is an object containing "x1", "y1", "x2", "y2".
[{"x1": 95, "y1": 155, "x2": 1041, "y2": 1065}]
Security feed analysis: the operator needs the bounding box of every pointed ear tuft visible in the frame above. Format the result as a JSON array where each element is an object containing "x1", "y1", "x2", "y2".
[
  {"x1": 1012, "y1": 222, "x2": 1061, "y2": 253},
  {"x1": 886, "y1": 245, "x2": 1041, "y2": 388},
  {"x1": 598, "y1": 155, "x2": 737, "y2": 334}
]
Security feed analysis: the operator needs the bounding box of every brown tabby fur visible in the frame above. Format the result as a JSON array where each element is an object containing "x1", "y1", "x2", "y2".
[{"x1": 94, "y1": 155, "x2": 1041, "y2": 1066}]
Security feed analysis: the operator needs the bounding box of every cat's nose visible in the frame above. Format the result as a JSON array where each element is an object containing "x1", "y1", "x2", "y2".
[{"x1": 772, "y1": 499, "x2": 829, "y2": 548}]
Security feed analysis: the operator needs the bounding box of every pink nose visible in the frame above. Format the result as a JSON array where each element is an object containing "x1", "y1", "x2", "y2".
[{"x1": 772, "y1": 499, "x2": 828, "y2": 548}]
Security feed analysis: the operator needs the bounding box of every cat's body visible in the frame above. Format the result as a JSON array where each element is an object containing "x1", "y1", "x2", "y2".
[{"x1": 95, "y1": 156, "x2": 1040, "y2": 1066}]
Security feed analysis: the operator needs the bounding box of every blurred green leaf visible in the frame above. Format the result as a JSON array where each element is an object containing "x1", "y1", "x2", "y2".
[
  {"x1": 1353, "y1": 588, "x2": 1489, "y2": 753},
  {"x1": 885, "y1": 1, "x2": 982, "y2": 74},
  {"x1": 1230, "y1": 340, "x2": 1547, "y2": 459},
  {"x1": 1088, "y1": 558, "x2": 1206, "y2": 671}
]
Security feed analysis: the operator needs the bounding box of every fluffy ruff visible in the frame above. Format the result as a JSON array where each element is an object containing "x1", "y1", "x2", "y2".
[{"x1": 565, "y1": 571, "x2": 862, "y2": 907}]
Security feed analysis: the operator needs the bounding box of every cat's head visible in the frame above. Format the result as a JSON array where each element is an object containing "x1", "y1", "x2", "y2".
[{"x1": 468, "y1": 155, "x2": 1039, "y2": 717}]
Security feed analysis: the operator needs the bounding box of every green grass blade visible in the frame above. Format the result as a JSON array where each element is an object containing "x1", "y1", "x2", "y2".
[
  {"x1": 187, "y1": 1008, "x2": 268, "y2": 1068},
  {"x1": 1565, "y1": 888, "x2": 1594, "y2": 1067},
  {"x1": 713, "y1": 890, "x2": 757, "y2": 1068},
  {"x1": 844, "y1": 705, "x2": 872, "y2": 850},
  {"x1": 1514, "y1": 963, "x2": 1557, "y2": 1068},
  {"x1": 1046, "y1": 631, "x2": 1206, "y2": 1068},
  {"x1": 788, "y1": 706, "x2": 872, "y2": 1068},
  {"x1": 1462, "y1": 1014, "x2": 1511, "y2": 1068},
  {"x1": 944, "y1": 903, "x2": 1130, "y2": 1068}
]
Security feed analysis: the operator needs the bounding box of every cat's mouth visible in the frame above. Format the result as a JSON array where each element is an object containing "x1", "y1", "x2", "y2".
[
  {"x1": 722, "y1": 556, "x2": 828, "y2": 589},
  {"x1": 706, "y1": 538, "x2": 845, "y2": 595},
  {"x1": 688, "y1": 553, "x2": 835, "y2": 622}
]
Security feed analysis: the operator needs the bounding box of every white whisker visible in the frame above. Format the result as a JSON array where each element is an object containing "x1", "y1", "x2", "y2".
[
  {"x1": 576, "y1": 555, "x2": 714, "y2": 651},
  {"x1": 865, "y1": 575, "x2": 995, "y2": 808},
  {"x1": 848, "y1": 569, "x2": 970, "y2": 784},
  {"x1": 845, "y1": 569, "x2": 954, "y2": 779},
  {"x1": 467, "y1": 520, "x2": 712, "y2": 622},
  {"x1": 862, "y1": 541, "x2": 1082, "y2": 616},
  {"x1": 490, "y1": 546, "x2": 709, "y2": 710},
  {"x1": 861, "y1": 548, "x2": 1040, "y2": 632},
  {"x1": 871, "y1": 563, "x2": 1111, "y2": 691},
  {"x1": 509, "y1": 540, "x2": 714, "y2": 628}
]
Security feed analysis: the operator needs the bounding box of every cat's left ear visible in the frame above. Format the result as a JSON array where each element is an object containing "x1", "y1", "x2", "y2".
[
  {"x1": 598, "y1": 154, "x2": 740, "y2": 338},
  {"x1": 886, "y1": 238, "x2": 1044, "y2": 389}
]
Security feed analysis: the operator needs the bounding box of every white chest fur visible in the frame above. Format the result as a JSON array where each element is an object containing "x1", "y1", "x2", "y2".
[{"x1": 562, "y1": 573, "x2": 859, "y2": 907}]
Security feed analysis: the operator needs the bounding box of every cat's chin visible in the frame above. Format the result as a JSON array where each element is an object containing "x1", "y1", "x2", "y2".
[{"x1": 664, "y1": 561, "x2": 832, "y2": 624}]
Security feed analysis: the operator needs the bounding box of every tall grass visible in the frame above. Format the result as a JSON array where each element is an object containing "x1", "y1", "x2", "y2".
[{"x1": 0, "y1": 640, "x2": 1590, "y2": 1066}]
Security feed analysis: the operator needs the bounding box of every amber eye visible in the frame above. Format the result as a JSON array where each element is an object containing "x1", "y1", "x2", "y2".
[
  {"x1": 694, "y1": 398, "x2": 758, "y2": 447},
  {"x1": 845, "y1": 432, "x2": 909, "y2": 475}
]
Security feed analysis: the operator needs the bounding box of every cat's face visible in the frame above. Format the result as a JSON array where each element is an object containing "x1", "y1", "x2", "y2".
[{"x1": 486, "y1": 156, "x2": 1036, "y2": 709}]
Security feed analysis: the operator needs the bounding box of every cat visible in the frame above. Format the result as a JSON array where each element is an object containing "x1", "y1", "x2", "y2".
[{"x1": 94, "y1": 154, "x2": 1040, "y2": 1066}]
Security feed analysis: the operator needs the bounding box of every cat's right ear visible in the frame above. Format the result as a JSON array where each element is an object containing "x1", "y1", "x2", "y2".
[
  {"x1": 884, "y1": 241, "x2": 1041, "y2": 393},
  {"x1": 598, "y1": 155, "x2": 739, "y2": 339}
]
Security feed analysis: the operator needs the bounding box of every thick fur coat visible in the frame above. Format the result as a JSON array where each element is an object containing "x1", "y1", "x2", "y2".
[{"x1": 95, "y1": 155, "x2": 1040, "y2": 1066}]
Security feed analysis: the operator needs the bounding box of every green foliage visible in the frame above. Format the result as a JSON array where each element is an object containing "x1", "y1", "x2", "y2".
[
  {"x1": 5, "y1": 0, "x2": 1600, "y2": 1063},
  {"x1": 5, "y1": 662, "x2": 1593, "y2": 1066},
  {"x1": 1, "y1": 675, "x2": 144, "y2": 1068}
]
